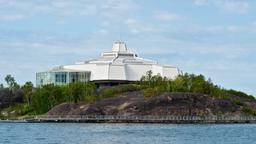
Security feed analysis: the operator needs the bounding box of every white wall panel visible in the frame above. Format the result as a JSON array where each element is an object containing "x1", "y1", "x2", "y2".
[
  {"x1": 163, "y1": 66, "x2": 179, "y2": 79},
  {"x1": 109, "y1": 65, "x2": 126, "y2": 80},
  {"x1": 125, "y1": 64, "x2": 152, "y2": 81},
  {"x1": 152, "y1": 65, "x2": 163, "y2": 76},
  {"x1": 93, "y1": 64, "x2": 109, "y2": 80}
]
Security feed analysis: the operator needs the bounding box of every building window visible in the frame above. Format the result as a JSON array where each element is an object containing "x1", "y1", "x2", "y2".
[
  {"x1": 69, "y1": 72, "x2": 90, "y2": 83},
  {"x1": 55, "y1": 72, "x2": 67, "y2": 84}
]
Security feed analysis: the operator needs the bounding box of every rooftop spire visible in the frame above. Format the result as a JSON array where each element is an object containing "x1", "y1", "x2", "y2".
[{"x1": 112, "y1": 41, "x2": 127, "y2": 52}]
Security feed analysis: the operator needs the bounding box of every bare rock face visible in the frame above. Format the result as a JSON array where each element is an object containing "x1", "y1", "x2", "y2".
[{"x1": 47, "y1": 92, "x2": 255, "y2": 116}]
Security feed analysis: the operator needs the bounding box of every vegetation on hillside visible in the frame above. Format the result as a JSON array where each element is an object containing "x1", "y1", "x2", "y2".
[
  {"x1": 140, "y1": 71, "x2": 254, "y2": 101},
  {"x1": 0, "y1": 75, "x2": 142, "y2": 116},
  {"x1": 0, "y1": 71, "x2": 255, "y2": 119}
]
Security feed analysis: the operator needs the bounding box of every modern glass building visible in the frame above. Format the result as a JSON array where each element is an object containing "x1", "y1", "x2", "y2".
[{"x1": 36, "y1": 67, "x2": 91, "y2": 87}]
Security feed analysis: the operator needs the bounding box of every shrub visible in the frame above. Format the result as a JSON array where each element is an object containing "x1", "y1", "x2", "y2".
[
  {"x1": 234, "y1": 100, "x2": 243, "y2": 106},
  {"x1": 139, "y1": 71, "x2": 255, "y2": 101},
  {"x1": 242, "y1": 107, "x2": 256, "y2": 116},
  {"x1": 31, "y1": 82, "x2": 96, "y2": 114},
  {"x1": 99, "y1": 84, "x2": 142, "y2": 98},
  {"x1": 143, "y1": 87, "x2": 160, "y2": 98},
  {"x1": 227, "y1": 89, "x2": 255, "y2": 100}
]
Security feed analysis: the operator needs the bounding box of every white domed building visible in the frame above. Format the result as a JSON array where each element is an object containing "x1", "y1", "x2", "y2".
[{"x1": 36, "y1": 41, "x2": 181, "y2": 87}]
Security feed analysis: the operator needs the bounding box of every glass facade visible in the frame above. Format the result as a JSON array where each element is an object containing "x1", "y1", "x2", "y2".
[
  {"x1": 69, "y1": 72, "x2": 90, "y2": 83},
  {"x1": 36, "y1": 71, "x2": 91, "y2": 87}
]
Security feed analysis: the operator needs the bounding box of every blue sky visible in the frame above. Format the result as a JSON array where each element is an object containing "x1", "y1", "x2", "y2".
[{"x1": 0, "y1": 0, "x2": 255, "y2": 95}]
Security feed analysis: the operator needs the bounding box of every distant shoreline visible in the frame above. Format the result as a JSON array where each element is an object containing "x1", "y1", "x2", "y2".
[
  {"x1": 2, "y1": 115, "x2": 256, "y2": 124},
  {"x1": 0, "y1": 120, "x2": 27, "y2": 123},
  {"x1": 1, "y1": 120, "x2": 256, "y2": 124}
]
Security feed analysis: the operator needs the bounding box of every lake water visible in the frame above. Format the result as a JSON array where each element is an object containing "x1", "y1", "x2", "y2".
[{"x1": 0, "y1": 123, "x2": 255, "y2": 144}]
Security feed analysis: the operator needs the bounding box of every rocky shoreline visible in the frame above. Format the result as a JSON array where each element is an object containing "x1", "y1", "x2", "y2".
[
  {"x1": 35, "y1": 91, "x2": 256, "y2": 124},
  {"x1": 47, "y1": 92, "x2": 255, "y2": 117},
  {"x1": 3, "y1": 91, "x2": 255, "y2": 124}
]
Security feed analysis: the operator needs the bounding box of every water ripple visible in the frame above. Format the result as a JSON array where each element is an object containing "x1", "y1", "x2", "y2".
[{"x1": 0, "y1": 123, "x2": 255, "y2": 144}]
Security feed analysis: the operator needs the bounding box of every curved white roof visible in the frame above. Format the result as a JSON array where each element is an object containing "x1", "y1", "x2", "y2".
[{"x1": 76, "y1": 41, "x2": 158, "y2": 65}]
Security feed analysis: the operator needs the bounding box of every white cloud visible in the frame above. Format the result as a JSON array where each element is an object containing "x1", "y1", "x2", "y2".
[
  {"x1": 0, "y1": 14, "x2": 25, "y2": 21},
  {"x1": 51, "y1": 1, "x2": 71, "y2": 8},
  {"x1": 252, "y1": 21, "x2": 256, "y2": 26},
  {"x1": 124, "y1": 18, "x2": 162, "y2": 34},
  {"x1": 218, "y1": 0, "x2": 249, "y2": 14},
  {"x1": 97, "y1": 29, "x2": 109, "y2": 35},
  {"x1": 0, "y1": 0, "x2": 138, "y2": 22},
  {"x1": 153, "y1": 11, "x2": 183, "y2": 21},
  {"x1": 100, "y1": 0, "x2": 138, "y2": 18},
  {"x1": 203, "y1": 25, "x2": 243, "y2": 33},
  {"x1": 226, "y1": 25, "x2": 242, "y2": 33},
  {"x1": 182, "y1": 24, "x2": 255, "y2": 35},
  {"x1": 194, "y1": 0, "x2": 249, "y2": 14},
  {"x1": 194, "y1": 0, "x2": 208, "y2": 6}
]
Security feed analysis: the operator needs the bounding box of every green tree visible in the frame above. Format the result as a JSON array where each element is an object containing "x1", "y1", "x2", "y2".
[
  {"x1": 5, "y1": 74, "x2": 19, "y2": 90},
  {"x1": 30, "y1": 82, "x2": 96, "y2": 114},
  {"x1": 190, "y1": 74, "x2": 206, "y2": 94},
  {"x1": 31, "y1": 84, "x2": 67, "y2": 114},
  {"x1": 67, "y1": 82, "x2": 96, "y2": 103},
  {"x1": 5, "y1": 74, "x2": 20, "y2": 107},
  {"x1": 68, "y1": 82, "x2": 83, "y2": 103},
  {"x1": 31, "y1": 86, "x2": 50, "y2": 114},
  {"x1": 172, "y1": 76, "x2": 188, "y2": 92},
  {"x1": 22, "y1": 81, "x2": 34, "y2": 105}
]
